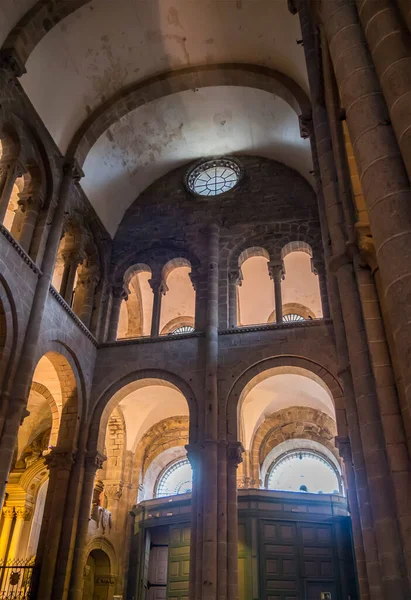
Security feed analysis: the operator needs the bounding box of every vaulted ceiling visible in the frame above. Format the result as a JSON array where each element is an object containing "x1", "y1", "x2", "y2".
[{"x1": 2, "y1": 0, "x2": 312, "y2": 236}]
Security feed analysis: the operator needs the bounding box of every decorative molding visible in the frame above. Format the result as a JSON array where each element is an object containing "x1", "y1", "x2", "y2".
[
  {"x1": 219, "y1": 318, "x2": 331, "y2": 335},
  {"x1": 49, "y1": 286, "x2": 98, "y2": 346},
  {"x1": 102, "y1": 331, "x2": 203, "y2": 347},
  {"x1": 0, "y1": 224, "x2": 41, "y2": 275}
]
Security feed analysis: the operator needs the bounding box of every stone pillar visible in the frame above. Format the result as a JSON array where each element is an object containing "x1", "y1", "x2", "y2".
[
  {"x1": 355, "y1": 0, "x2": 411, "y2": 182},
  {"x1": 0, "y1": 160, "x2": 82, "y2": 511},
  {"x1": 268, "y1": 260, "x2": 284, "y2": 323},
  {"x1": 337, "y1": 438, "x2": 371, "y2": 600},
  {"x1": 312, "y1": 257, "x2": 330, "y2": 318},
  {"x1": 69, "y1": 451, "x2": 106, "y2": 600},
  {"x1": 17, "y1": 193, "x2": 43, "y2": 254},
  {"x1": 35, "y1": 450, "x2": 75, "y2": 600},
  {"x1": 8, "y1": 507, "x2": 30, "y2": 561},
  {"x1": 149, "y1": 277, "x2": 167, "y2": 337},
  {"x1": 293, "y1": 2, "x2": 405, "y2": 596},
  {"x1": 226, "y1": 442, "x2": 243, "y2": 600},
  {"x1": 107, "y1": 285, "x2": 127, "y2": 342},
  {"x1": 60, "y1": 251, "x2": 82, "y2": 305},
  {"x1": 72, "y1": 266, "x2": 99, "y2": 329},
  {"x1": 228, "y1": 268, "x2": 242, "y2": 328},
  {"x1": 0, "y1": 160, "x2": 22, "y2": 224},
  {"x1": 186, "y1": 443, "x2": 203, "y2": 600},
  {"x1": 0, "y1": 507, "x2": 14, "y2": 560},
  {"x1": 319, "y1": 0, "x2": 411, "y2": 473}
]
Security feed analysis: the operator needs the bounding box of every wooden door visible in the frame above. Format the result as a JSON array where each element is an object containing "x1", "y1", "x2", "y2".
[
  {"x1": 147, "y1": 546, "x2": 168, "y2": 600},
  {"x1": 167, "y1": 525, "x2": 190, "y2": 600}
]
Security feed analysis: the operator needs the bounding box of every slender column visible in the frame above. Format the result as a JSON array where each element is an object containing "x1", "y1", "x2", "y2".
[
  {"x1": 268, "y1": 261, "x2": 284, "y2": 323},
  {"x1": 0, "y1": 160, "x2": 82, "y2": 510},
  {"x1": 312, "y1": 257, "x2": 331, "y2": 318},
  {"x1": 306, "y1": 109, "x2": 377, "y2": 598},
  {"x1": 17, "y1": 193, "x2": 43, "y2": 254},
  {"x1": 227, "y1": 442, "x2": 243, "y2": 600},
  {"x1": 228, "y1": 268, "x2": 242, "y2": 328},
  {"x1": 320, "y1": 0, "x2": 411, "y2": 464},
  {"x1": 69, "y1": 451, "x2": 106, "y2": 600},
  {"x1": 107, "y1": 285, "x2": 127, "y2": 342},
  {"x1": 149, "y1": 277, "x2": 167, "y2": 337},
  {"x1": 60, "y1": 251, "x2": 82, "y2": 305},
  {"x1": 36, "y1": 450, "x2": 75, "y2": 600},
  {"x1": 8, "y1": 508, "x2": 30, "y2": 561},
  {"x1": 0, "y1": 160, "x2": 22, "y2": 224},
  {"x1": 355, "y1": 0, "x2": 411, "y2": 182},
  {"x1": 203, "y1": 223, "x2": 219, "y2": 600},
  {"x1": 337, "y1": 438, "x2": 371, "y2": 600},
  {"x1": 0, "y1": 508, "x2": 14, "y2": 561},
  {"x1": 72, "y1": 267, "x2": 99, "y2": 328}
]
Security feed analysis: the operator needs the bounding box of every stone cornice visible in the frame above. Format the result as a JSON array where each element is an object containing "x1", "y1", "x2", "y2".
[
  {"x1": 0, "y1": 224, "x2": 41, "y2": 275},
  {"x1": 49, "y1": 286, "x2": 98, "y2": 346},
  {"x1": 101, "y1": 331, "x2": 204, "y2": 348},
  {"x1": 219, "y1": 318, "x2": 331, "y2": 335}
]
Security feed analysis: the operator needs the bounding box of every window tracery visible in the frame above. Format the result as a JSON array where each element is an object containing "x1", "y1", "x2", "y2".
[{"x1": 155, "y1": 458, "x2": 193, "y2": 498}]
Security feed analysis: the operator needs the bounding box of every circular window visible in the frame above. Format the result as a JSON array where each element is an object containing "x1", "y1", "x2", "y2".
[
  {"x1": 187, "y1": 158, "x2": 241, "y2": 197},
  {"x1": 267, "y1": 451, "x2": 340, "y2": 495},
  {"x1": 155, "y1": 458, "x2": 193, "y2": 498}
]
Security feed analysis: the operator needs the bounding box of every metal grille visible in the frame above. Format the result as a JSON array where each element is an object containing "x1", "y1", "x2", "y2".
[
  {"x1": 171, "y1": 326, "x2": 195, "y2": 335},
  {"x1": 0, "y1": 559, "x2": 36, "y2": 600},
  {"x1": 283, "y1": 313, "x2": 305, "y2": 322}
]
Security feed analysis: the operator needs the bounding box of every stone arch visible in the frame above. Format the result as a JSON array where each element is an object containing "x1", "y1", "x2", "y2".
[
  {"x1": 267, "y1": 302, "x2": 316, "y2": 322},
  {"x1": 162, "y1": 257, "x2": 192, "y2": 282},
  {"x1": 226, "y1": 356, "x2": 346, "y2": 443},
  {"x1": 249, "y1": 406, "x2": 339, "y2": 486},
  {"x1": 29, "y1": 382, "x2": 60, "y2": 447},
  {"x1": 123, "y1": 263, "x2": 151, "y2": 287},
  {"x1": 281, "y1": 240, "x2": 313, "y2": 259},
  {"x1": 0, "y1": 0, "x2": 92, "y2": 75},
  {"x1": 238, "y1": 246, "x2": 271, "y2": 267},
  {"x1": 88, "y1": 370, "x2": 199, "y2": 455},
  {"x1": 0, "y1": 274, "x2": 18, "y2": 393},
  {"x1": 160, "y1": 316, "x2": 195, "y2": 335},
  {"x1": 67, "y1": 64, "x2": 310, "y2": 165}
]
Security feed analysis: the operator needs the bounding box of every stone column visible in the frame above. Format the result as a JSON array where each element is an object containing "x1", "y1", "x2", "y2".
[
  {"x1": 226, "y1": 442, "x2": 243, "y2": 600},
  {"x1": 312, "y1": 257, "x2": 331, "y2": 318},
  {"x1": 60, "y1": 251, "x2": 82, "y2": 305},
  {"x1": 268, "y1": 260, "x2": 284, "y2": 323},
  {"x1": 0, "y1": 160, "x2": 22, "y2": 224},
  {"x1": 35, "y1": 450, "x2": 75, "y2": 600},
  {"x1": 107, "y1": 285, "x2": 127, "y2": 342},
  {"x1": 337, "y1": 438, "x2": 371, "y2": 600},
  {"x1": 149, "y1": 277, "x2": 167, "y2": 337},
  {"x1": 0, "y1": 160, "x2": 82, "y2": 511},
  {"x1": 69, "y1": 451, "x2": 106, "y2": 600},
  {"x1": 319, "y1": 0, "x2": 411, "y2": 472},
  {"x1": 293, "y1": 2, "x2": 405, "y2": 596},
  {"x1": 0, "y1": 507, "x2": 14, "y2": 560},
  {"x1": 186, "y1": 443, "x2": 203, "y2": 600},
  {"x1": 8, "y1": 507, "x2": 30, "y2": 561},
  {"x1": 355, "y1": 0, "x2": 411, "y2": 182},
  {"x1": 72, "y1": 266, "x2": 99, "y2": 329},
  {"x1": 228, "y1": 268, "x2": 242, "y2": 328},
  {"x1": 14, "y1": 193, "x2": 43, "y2": 254}
]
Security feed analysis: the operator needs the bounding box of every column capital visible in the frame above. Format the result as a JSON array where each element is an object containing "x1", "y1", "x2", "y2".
[
  {"x1": 227, "y1": 441, "x2": 245, "y2": 466},
  {"x1": 148, "y1": 276, "x2": 168, "y2": 296},
  {"x1": 112, "y1": 282, "x2": 128, "y2": 300},
  {"x1": 45, "y1": 449, "x2": 76, "y2": 471},
  {"x1": 268, "y1": 260, "x2": 285, "y2": 281},
  {"x1": 189, "y1": 270, "x2": 201, "y2": 291},
  {"x1": 62, "y1": 159, "x2": 84, "y2": 181},
  {"x1": 14, "y1": 507, "x2": 31, "y2": 521},
  {"x1": 229, "y1": 267, "x2": 243, "y2": 287},
  {"x1": 17, "y1": 192, "x2": 44, "y2": 211},
  {"x1": 104, "y1": 483, "x2": 123, "y2": 500},
  {"x1": 299, "y1": 112, "x2": 313, "y2": 139},
  {"x1": 2, "y1": 506, "x2": 15, "y2": 520},
  {"x1": 335, "y1": 436, "x2": 352, "y2": 462},
  {"x1": 0, "y1": 48, "x2": 26, "y2": 77},
  {"x1": 85, "y1": 451, "x2": 106, "y2": 472}
]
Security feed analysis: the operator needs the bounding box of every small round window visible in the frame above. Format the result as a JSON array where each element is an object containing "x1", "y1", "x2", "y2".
[{"x1": 187, "y1": 158, "x2": 241, "y2": 197}]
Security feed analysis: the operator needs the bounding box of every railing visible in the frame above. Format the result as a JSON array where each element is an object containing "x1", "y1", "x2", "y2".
[{"x1": 0, "y1": 559, "x2": 36, "y2": 600}]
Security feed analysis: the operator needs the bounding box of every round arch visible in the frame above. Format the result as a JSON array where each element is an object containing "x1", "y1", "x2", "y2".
[
  {"x1": 0, "y1": 275, "x2": 18, "y2": 392},
  {"x1": 88, "y1": 369, "x2": 199, "y2": 453},
  {"x1": 67, "y1": 64, "x2": 310, "y2": 166},
  {"x1": 226, "y1": 356, "x2": 346, "y2": 442},
  {"x1": 84, "y1": 537, "x2": 118, "y2": 576}
]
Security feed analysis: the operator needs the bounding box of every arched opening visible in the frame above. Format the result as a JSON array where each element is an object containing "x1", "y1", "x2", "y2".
[
  {"x1": 0, "y1": 352, "x2": 78, "y2": 568},
  {"x1": 237, "y1": 366, "x2": 339, "y2": 490},
  {"x1": 280, "y1": 245, "x2": 322, "y2": 320},
  {"x1": 118, "y1": 266, "x2": 153, "y2": 339},
  {"x1": 160, "y1": 261, "x2": 195, "y2": 334},
  {"x1": 83, "y1": 549, "x2": 113, "y2": 600},
  {"x1": 237, "y1": 250, "x2": 273, "y2": 326},
  {"x1": 155, "y1": 458, "x2": 192, "y2": 498},
  {"x1": 2, "y1": 176, "x2": 24, "y2": 233}
]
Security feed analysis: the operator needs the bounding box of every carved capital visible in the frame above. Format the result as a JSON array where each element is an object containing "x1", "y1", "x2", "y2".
[
  {"x1": 227, "y1": 441, "x2": 244, "y2": 466},
  {"x1": 112, "y1": 283, "x2": 128, "y2": 300},
  {"x1": 85, "y1": 451, "x2": 106, "y2": 472},
  {"x1": 299, "y1": 112, "x2": 313, "y2": 139},
  {"x1": 2, "y1": 507, "x2": 15, "y2": 519},
  {"x1": 0, "y1": 48, "x2": 26, "y2": 77},
  {"x1": 105, "y1": 483, "x2": 123, "y2": 500},
  {"x1": 148, "y1": 277, "x2": 168, "y2": 296},
  {"x1": 45, "y1": 449, "x2": 75, "y2": 471},
  {"x1": 268, "y1": 260, "x2": 285, "y2": 281},
  {"x1": 63, "y1": 159, "x2": 84, "y2": 181},
  {"x1": 336, "y1": 436, "x2": 352, "y2": 463},
  {"x1": 14, "y1": 507, "x2": 31, "y2": 521},
  {"x1": 229, "y1": 268, "x2": 243, "y2": 287},
  {"x1": 17, "y1": 192, "x2": 44, "y2": 211}
]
